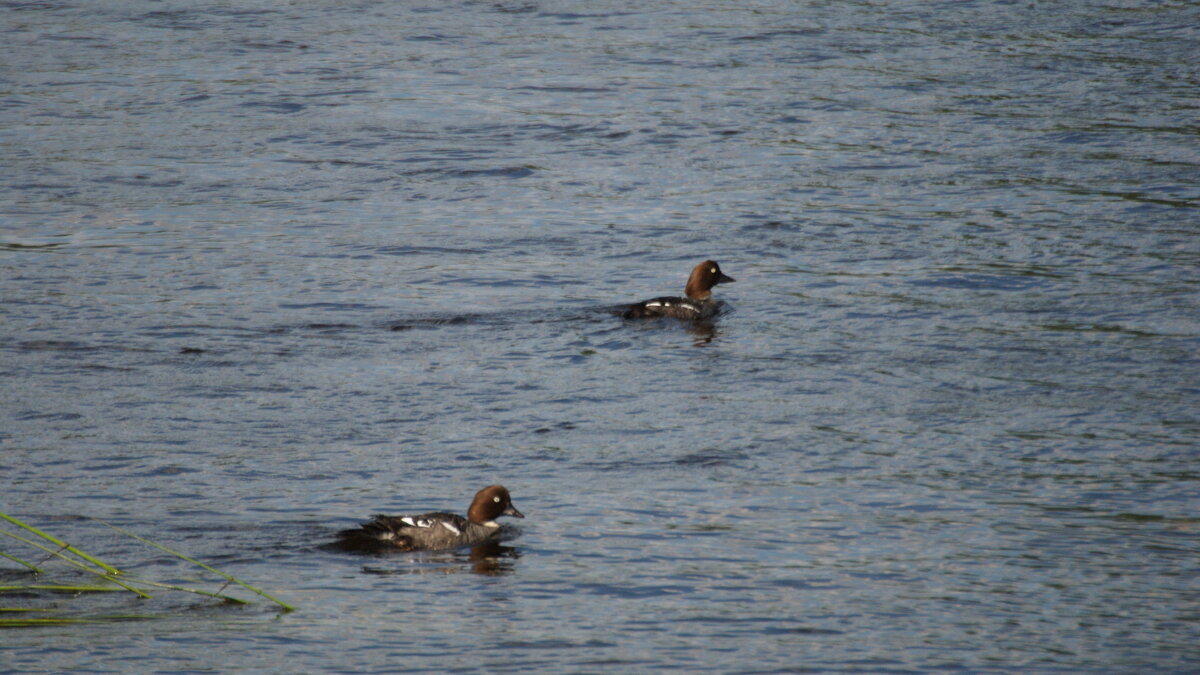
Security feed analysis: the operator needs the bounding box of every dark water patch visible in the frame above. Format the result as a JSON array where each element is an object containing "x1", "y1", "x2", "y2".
[
  {"x1": 677, "y1": 614, "x2": 843, "y2": 634},
  {"x1": 537, "y1": 122, "x2": 624, "y2": 139},
  {"x1": 279, "y1": 157, "x2": 378, "y2": 170},
  {"x1": 15, "y1": 410, "x2": 83, "y2": 422},
  {"x1": 299, "y1": 323, "x2": 359, "y2": 333},
  {"x1": 444, "y1": 165, "x2": 538, "y2": 179},
  {"x1": 1037, "y1": 321, "x2": 1164, "y2": 338},
  {"x1": 731, "y1": 28, "x2": 827, "y2": 42},
  {"x1": 673, "y1": 448, "x2": 751, "y2": 468},
  {"x1": 388, "y1": 305, "x2": 610, "y2": 332},
  {"x1": 577, "y1": 582, "x2": 694, "y2": 599},
  {"x1": 132, "y1": 465, "x2": 201, "y2": 477},
  {"x1": 92, "y1": 174, "x2": 184, "y2": 188},
  {"x1": 499, "y1": 638, "x2": 618, "y2": 650},
  {"x1": 2, "y1": 2, "x2": 72, "y2": 10},
  {"x1": 235, "y1": 39, "x2": 309, "y2": 53},
  {"x1": 909, "y1": 272, "x2": 1049, "y2": 292},
  {"x1": 277, "y1": 303, "x2": 381, "y2": 311},
  {"x1": 491, "y1": 2, "x2": 539, "y2": 15},
  {"x1": 38, "y1": 33, "x2": 109, "y2": 43},
  {"x1": 513, "y1": 85, "x2": 615, "y2": 95},
  {"x1": 375, "y1": 245, "x2": 488, "y2": 257},
  {"x1": 238, "y1": 100, "x2": 306, "y2": 114},
  {"x1": 580, "y1": 453, "x2": 735, "y2": 474},
  {"x1": 134, "y1": 10, "x2": 212, "y2": 31},
  {"x1": 1, "y1": 184, "x2": 80, "y2": 203},
  {"x1": 537, "y1": 11, "x2": 642, "y2": 22},
  {"x1": 139, "y1": 324, "x2": 285, "y2": 340},
  {"x1": 1109, "y1": 512, "x2": 1168, "y2": 523},
  {"x1": 298, "y1": 89, "x2": 372, "y2": 99},
  {"x1": 389, "y1": 315, "x2": 474, "y2": 331},
  {"x1": 14, "y1": 340, "x2": 100, "y2": 353}
]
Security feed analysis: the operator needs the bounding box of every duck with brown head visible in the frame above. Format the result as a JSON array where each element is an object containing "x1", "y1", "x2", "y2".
[
  {"x1": 335, "y1": 485, "x2": 524, "y2": 553},
  {"x1": 622, "y1": 260, "x2": 736, "y2": 320}
]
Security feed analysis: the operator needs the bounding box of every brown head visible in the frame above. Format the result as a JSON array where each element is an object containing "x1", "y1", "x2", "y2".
[
  {"x1": 684, "y1": 260, "x2": 736, "y2": 300},
  {"x1": 467, "y1": 485, "x2": 524, "y2": 524}
]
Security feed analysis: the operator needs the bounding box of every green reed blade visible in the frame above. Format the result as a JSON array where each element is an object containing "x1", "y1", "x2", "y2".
[
  {"x1": 1, "y1": 614, "x2": 155, "y2": 627},
  {"x1": 0, "y1": 530, "x2": 152, "y2": 599},
  {"x1": 0, "y1": 584, "x2": 125, "y2": 593},
  {"x1": 0, "y1": 512, "x2": 120, "y2": 575},
  {"x1": 1, "y1": 618, "x2": 101, "y2": 627},
  {"x1": 0, "y1": 550, "x2": 43, "y2": 573},
  {"x1": 118, "y1": 576, "x2": 251, "y2": 605},
  {"x1": 94, "y1": 520, "x2": 295, "y2": 612}
]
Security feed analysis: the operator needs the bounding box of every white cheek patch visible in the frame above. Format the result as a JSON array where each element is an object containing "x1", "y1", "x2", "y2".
[{"x1": 440, "y1": 521, "x2": 461, "y2": 535}]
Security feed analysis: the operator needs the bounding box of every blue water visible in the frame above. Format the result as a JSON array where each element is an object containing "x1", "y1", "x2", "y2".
[{"x1": 3, "y1": 0, "x2": 1199, "y2": 672}]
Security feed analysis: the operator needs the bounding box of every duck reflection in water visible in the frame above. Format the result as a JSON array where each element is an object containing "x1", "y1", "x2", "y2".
[
  {"x1": 357, "y1": 541, "x2": 521, "y2": 577},
  {"x1": 689, "y1": 321, "x2": 718, "y2": 345}
]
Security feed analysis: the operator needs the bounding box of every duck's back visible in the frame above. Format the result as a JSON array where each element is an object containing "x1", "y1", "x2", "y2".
[
  {"x1": 623, "y1": 296, "x2": 718, "y2": 320},
  {"x1": 337, "y1": 511, "x2": 485, "y2": 552}
]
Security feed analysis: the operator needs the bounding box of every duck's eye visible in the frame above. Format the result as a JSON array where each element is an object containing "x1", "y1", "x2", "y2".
[
  {"x1": 710, "y1": 267, "x2": 717, "y2": 273},
  {"x1": 493, "y1": 496, "x2": 501, "y2": 503}
]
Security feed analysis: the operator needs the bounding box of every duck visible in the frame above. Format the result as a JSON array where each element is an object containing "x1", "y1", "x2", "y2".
[
  {"x1": 622, "y1": 260, "x2": 735, "y2": 320},
  {"x1": 335, "y1": 485, "x2": 524, "y2": 552}
]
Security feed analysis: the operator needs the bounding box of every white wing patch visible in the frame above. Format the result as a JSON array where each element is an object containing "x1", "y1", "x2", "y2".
[
  {"x1": 399, "y1": 516, "x2": 439, "y2": 529},
  {"x1": 439, "y1": 521, "x2": 462, "y2": 535}
]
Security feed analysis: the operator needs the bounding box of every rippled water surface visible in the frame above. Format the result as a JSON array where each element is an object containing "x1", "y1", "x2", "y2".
[{"x1": 3, "y1": 0, "x2": 1199, "y2": 672}]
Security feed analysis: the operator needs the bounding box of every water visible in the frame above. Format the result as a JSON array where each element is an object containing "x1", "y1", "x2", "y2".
[{"x1": 3, "y1": 0, "x2": 1199, "y2": 671}]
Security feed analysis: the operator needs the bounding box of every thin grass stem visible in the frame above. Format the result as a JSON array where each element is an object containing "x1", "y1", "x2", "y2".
[
  {"x1": 0, "y1": 584, "x2": 124, "y2": 593},
  {"x1": 0, "y1": 513, "x2": 120, "y2": 574},
  {"x1": 0, "y1": 550, "x2": 42, "y2": 573},
  {"x1": 118, "y1": 576, "x2": 251, "y2": 605},
  {"x1": 0, "y1": 530, "x2": 152, "y2": 599},
  {"x1": 95, "y1": 520, "x2": 295, "y2": 612}
]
